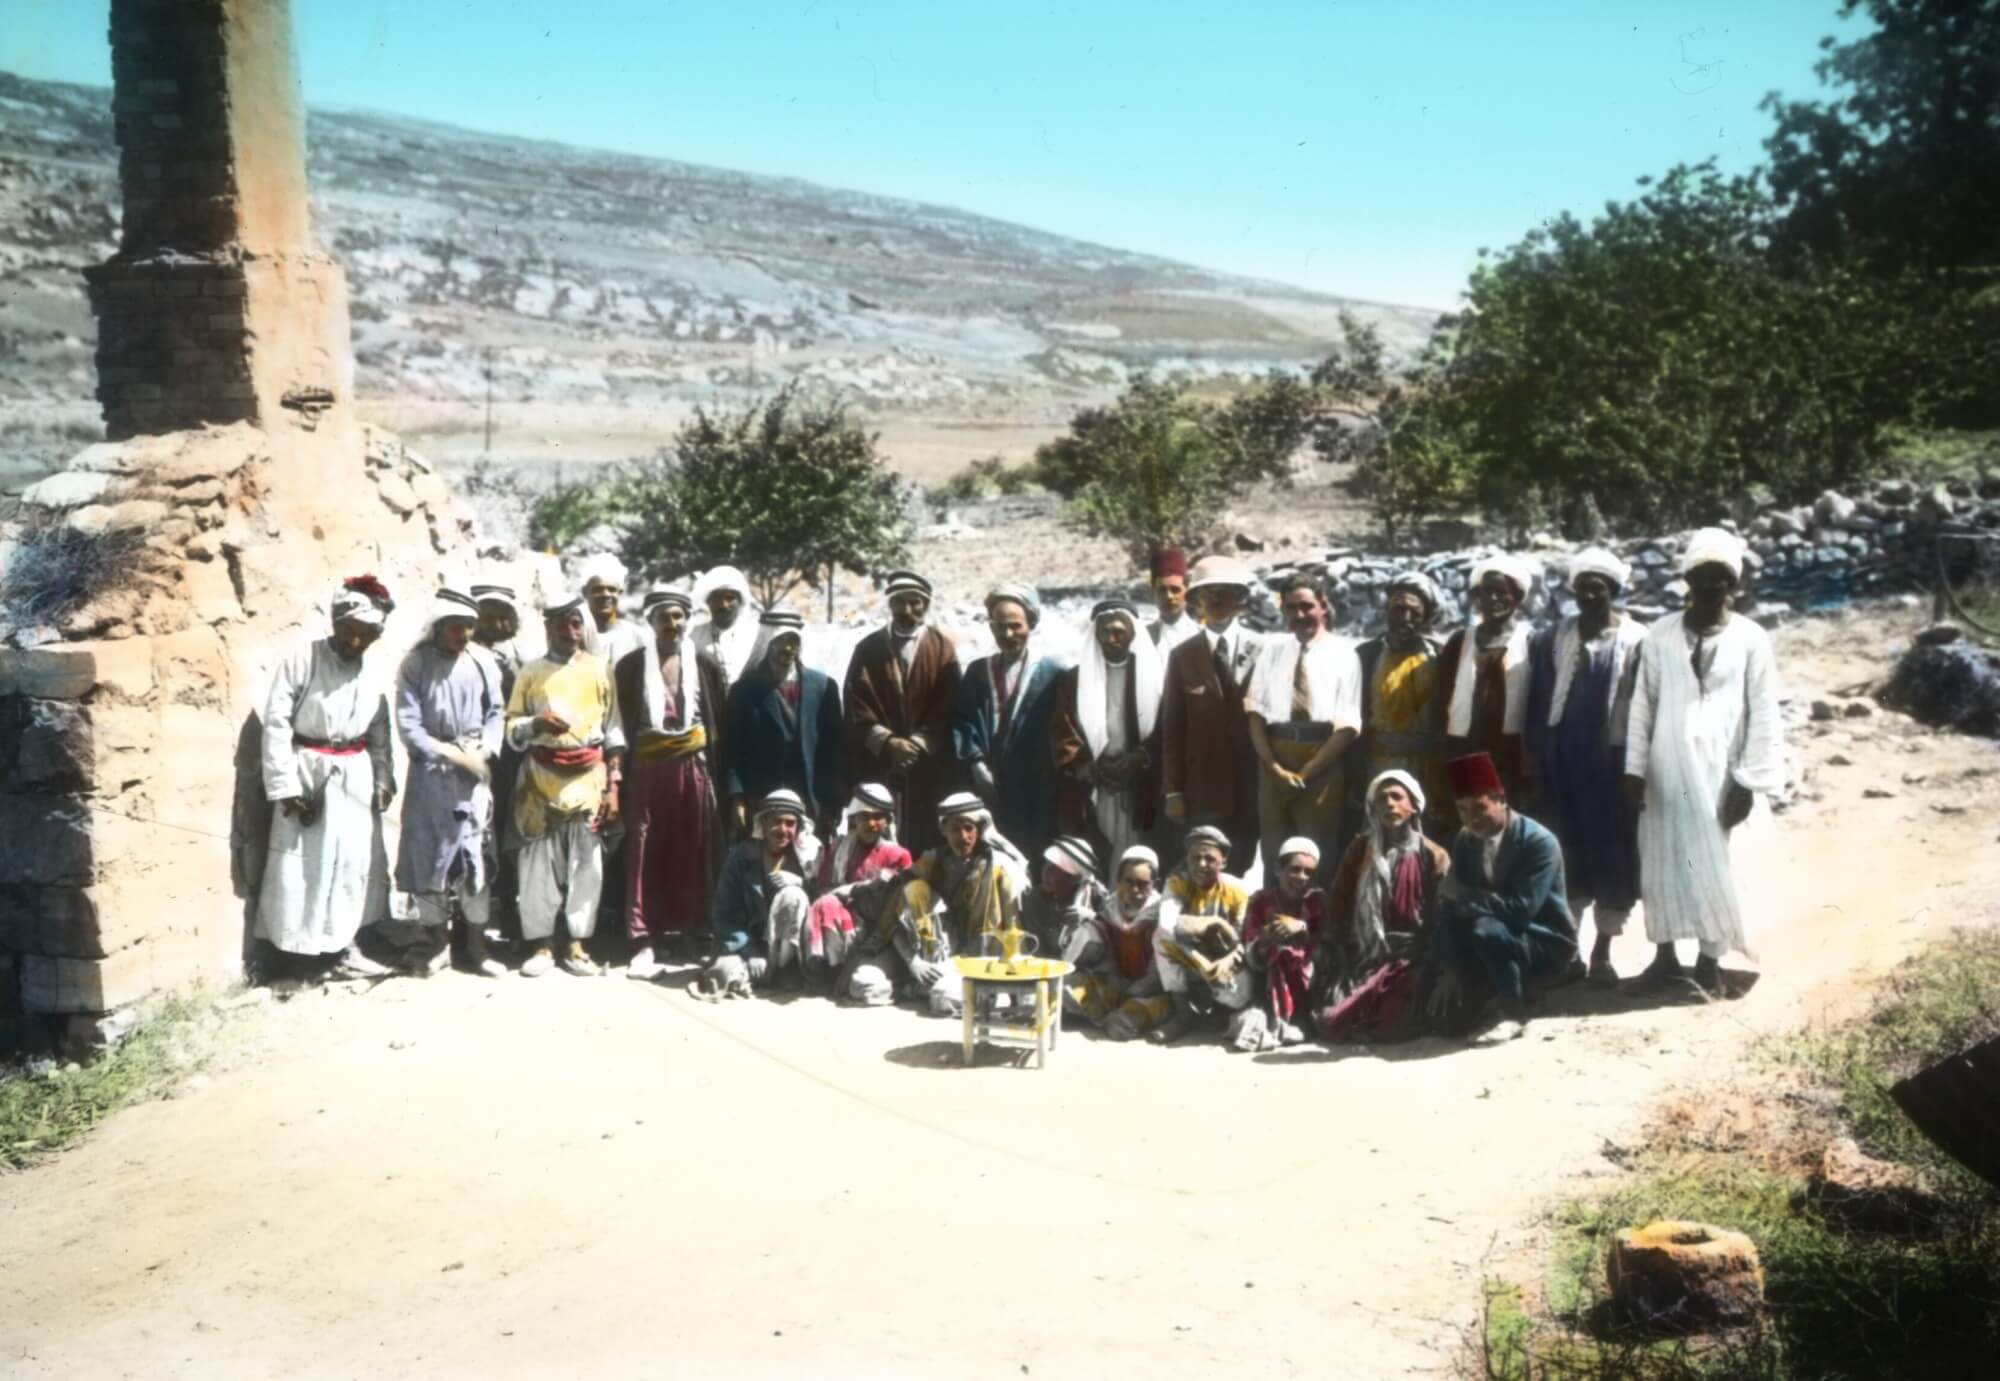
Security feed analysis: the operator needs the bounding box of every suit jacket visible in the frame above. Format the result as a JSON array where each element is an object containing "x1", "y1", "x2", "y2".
[
  {"x1": 1161, "y1": 628, "x2": 1258, "y2": 818},
  {"x1": 1049, "y1": 663, "x2": 1160, "y2": 841},
  {"x1": 843, "y1": 623, "x2": 962, "y2": 854},
  {"x1": 952, "y1": 653, "x2": 1062, "y2": 858},
  {"x1": 1443, "y1": 811, "x2": 1573, "y2": 942},
  {"x1": 612, "y1": 641, "x2": 729, "y2": 789},
  {"x1": 723, "y1": 664, "x2": 845, "y2": 825}
]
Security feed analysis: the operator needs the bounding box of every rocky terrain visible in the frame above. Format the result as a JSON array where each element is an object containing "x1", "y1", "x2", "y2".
[{"x1": 0, "y1": 71, "x2": 1437, "y2": 492}]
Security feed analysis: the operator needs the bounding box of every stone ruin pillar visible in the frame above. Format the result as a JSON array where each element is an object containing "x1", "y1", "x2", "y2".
[
  {"x1": 0, "y1": 0, "x2": 490, "y2": 1055},
  {"x1": 86, "y1": 0, "x2": 354, "y2": 441}
]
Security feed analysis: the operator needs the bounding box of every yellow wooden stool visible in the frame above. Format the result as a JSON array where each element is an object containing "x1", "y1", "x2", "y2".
[{"x1": 953, "y1": 955, "x2": 1073, "y2": 1068}]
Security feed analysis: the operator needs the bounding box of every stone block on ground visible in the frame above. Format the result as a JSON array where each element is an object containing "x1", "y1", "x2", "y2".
[
  {"x1": 1808, "y1": 1137, "x2": 1944, "y2": 1235},
  {"x1": 21, "y1": 943, "x2": 162, "y2": 1015},
  {"x1": 1608, "y1": 1221, "x2": 1764, "y2": 1330},
  {"x1": 0, "y1": 637, "x2": 157, "y2": 701},
  {"x1": 61, "y1": 1006, "x2": 141, "y2": 1060}
]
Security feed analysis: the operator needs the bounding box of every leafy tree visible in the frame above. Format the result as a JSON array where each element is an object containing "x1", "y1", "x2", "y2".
[
  {"x1": 1760, "y1": 0, "x2": 2000, "y2": 423},
  {"x1": 1042, "y1": 375, "x2": 1234, "y2": 565},
  {"x1": 1388, "y1": 162, "x2": 1960, "y2": 530},
  {"x1": 1213, "y1": 367, "x2": 1320, "y2": 484},
  {"x1": 1037, "y1": 368, "x2": 1318, "y2": 508},
  {"x1": 1761, "y1": 0, "x2": 2000, "y2": 275},
  {"x1": 619, "y1": 385, "x2": 910, "y2": 607}
]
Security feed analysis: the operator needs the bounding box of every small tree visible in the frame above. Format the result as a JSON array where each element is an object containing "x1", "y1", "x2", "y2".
[
  {"x1": 620, "y1": 386, "x2": 911, "y2": 607},
  {"x1": 1043, "y1": 376, "x2": 1232, "y2": 565}
]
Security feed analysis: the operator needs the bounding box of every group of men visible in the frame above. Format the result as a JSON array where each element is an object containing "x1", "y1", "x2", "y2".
[{"x1": 252, "y1": 527, "x2": 1785, "y2": 1047}]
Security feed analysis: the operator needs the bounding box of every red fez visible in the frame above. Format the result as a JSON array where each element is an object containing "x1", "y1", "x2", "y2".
[
  {"x1": 1150, "y1": 546, "x2": 1188, "y2": 581},
  {"x1": 1446, "y1": 752, "x2": 1505, "y2": 799}
]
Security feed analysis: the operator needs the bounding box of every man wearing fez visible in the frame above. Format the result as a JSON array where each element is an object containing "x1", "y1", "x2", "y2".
[
  {"x1": 1147, "y1": 545, "x2": 1199, "y2": 658},
  {"x1": 1427, "y1": 751, "x2": 1575, "y2": 1044}
]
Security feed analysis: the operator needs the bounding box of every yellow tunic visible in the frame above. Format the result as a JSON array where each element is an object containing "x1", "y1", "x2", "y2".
[
  {"x1": 1370, "y1": 646, "x2": 1452, "y2": 829},
  {"x1": 505, "y1": 651, "x2": 617, "y2": 839}
]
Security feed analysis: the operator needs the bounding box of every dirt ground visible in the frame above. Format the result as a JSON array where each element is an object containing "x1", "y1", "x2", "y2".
[{"x1": 4, "y1": 606, "x2": 1998, "y2": 1381}]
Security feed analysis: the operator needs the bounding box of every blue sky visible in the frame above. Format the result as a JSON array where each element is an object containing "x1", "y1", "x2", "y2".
[{"x1": 5, "y1": 1, "x2": 1859, "y2": 309}]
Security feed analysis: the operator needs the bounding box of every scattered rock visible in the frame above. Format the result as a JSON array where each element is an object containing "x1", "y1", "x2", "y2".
[
  {"x1": 1232, "y1": 531, "x2": 1267, "y2": 553},
  {"x1": 1843, "y1": 701, "x2": 1874, "y2": 719},
  {"x1": 1808, "y1": 1138, "x2": 1943, "y2": 1235},
  {"x1": 1825, "y1": 753, "x2": 1854, "y2": 767},
  {"x1": 1813, "y1": 491, "x2": 1857, "y2": 526},
  {"x1": 1810, "y1": 700, "x2": 1838, "y2": 723},
  {"x1": 1931, "y1": 804, "x2": 1968, "y2": 816},
  {"x1": 1915, "y1": 623, "x2": 1963, "y2": 647},
  {"x1": 1608, "y1": 1220, "x2": 1765, "y2": 1330},
  {"x1": 1863, "y1": 788, "x2": 1897, "y2": 799},
  {"x1": 1880, "y1": 643, "x2": 2000, "y2": 737}
]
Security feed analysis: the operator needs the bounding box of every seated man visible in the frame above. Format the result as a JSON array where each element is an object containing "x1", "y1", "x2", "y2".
[
  {"x1": 1427, "y1": 752, "x2": 1576, "y2": 1043},
  {"x1": 801, "y1": 783, "x2": 915, "y2": 994},
  {"x1": 843, "y1": 791, "x2": 1028, "y2": 1015},
  {"x1": 700, "y1": 789, "x2": 822, "y2": 997},
  {"x1": 1148, "y1": 825, "x2": 1256, "y2": 1044},
  {"x1": 1025, "y1": 834, "x2": 1110, "y2": 959},
  {"x1": 1316, "y1": 770, "x2": 1452, "y2": 1043},
  {"x1": 1063, "y1": 845, "x2": 1170, "y2": 1040},
  {"x1": 1233, "y1": 836, "x2": 1325, "y2": 1051}
]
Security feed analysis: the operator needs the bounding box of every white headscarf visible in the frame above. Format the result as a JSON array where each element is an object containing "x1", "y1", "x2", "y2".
[
  {"x1": 1567, "y1": 547, "x2": 1631, "y2": 593},
  {"x1": 576, "y1": 553, "x2": 628, "y2": 591},
  {"x1": 1077, "y1": 604, "x2": 1161, "y2": 756},
  {"x1": 1350, "y1": 769, "x2": 1427, "y2": 961},
  {"x1": 1680, "y1": 528, "x2": 1746, "y2": 578},
  {"x1": 692, "y1": 566, "x2": 760, "y2": 681},
  {"x1": 1447, "y1": 553, "x2": 1536, "y2": 738}
]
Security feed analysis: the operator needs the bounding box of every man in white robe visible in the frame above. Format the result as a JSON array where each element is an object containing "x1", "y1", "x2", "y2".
[
  {"x1": 1052, "y1": 598, "x2": 1162, "y2": 869},
  {"x1": 1623, "y1": 528, "x2": 1786, "y2": 996},
  {"x1": 255, "y1": 575, "x2": 397, "y2": 982}
]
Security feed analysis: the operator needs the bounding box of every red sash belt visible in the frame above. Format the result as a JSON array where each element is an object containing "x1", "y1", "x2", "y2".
[
  {"x1": 532, "y1": 744, "x2": 604, "y2": 770},
  {"x1": 294, "y1": 734, "x2": 365, "y2": 756}
]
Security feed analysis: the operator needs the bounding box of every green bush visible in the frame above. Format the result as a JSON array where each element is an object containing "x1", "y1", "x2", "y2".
[
  {"x1": 526, "y1": 473, "x2": 629, "y2": 553},
  {"x1": 1038, "y1": 370, "x2": 1319, "y2": 564}
]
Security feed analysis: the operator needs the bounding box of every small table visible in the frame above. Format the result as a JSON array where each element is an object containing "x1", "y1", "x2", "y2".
[{"x1": 953, "y1": 956, "x2": 1073, "y2": 1068}]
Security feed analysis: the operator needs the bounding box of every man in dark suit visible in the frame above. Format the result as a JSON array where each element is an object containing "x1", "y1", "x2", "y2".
[
  {"x1": 723, "y1": 608, "x2": 844, "y2": 837},
  {"x1": 1427, "y1": 751, "x2": 1576, "y2": 1044},
  {"x1": 1161, "y1": 554, "x2": 1263, "y2": 876}
]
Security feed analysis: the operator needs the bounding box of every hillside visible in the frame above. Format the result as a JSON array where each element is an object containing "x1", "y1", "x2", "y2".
[{"x1": 0, "y1": 72, "x2": 1437, "y2": 488}]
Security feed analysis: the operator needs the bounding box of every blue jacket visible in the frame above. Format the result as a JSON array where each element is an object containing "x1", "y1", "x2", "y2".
[
  {"x1": 710, "y1": 839, "x2": 810, "y2": 955},
  {"x1": 723, "y1": 665, "x2": 844, "y2": 824},
  {"x1": 952, "y1": 653, "x2": 1063, "y2": 859},
  {"x1": 1444, "y1": 810, "x2": 1574, "y2": 943}
]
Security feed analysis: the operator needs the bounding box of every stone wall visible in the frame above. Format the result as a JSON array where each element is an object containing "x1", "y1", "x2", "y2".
[{"x1": 1276, "y1": 475, "x2": 2000, "y2": 633}]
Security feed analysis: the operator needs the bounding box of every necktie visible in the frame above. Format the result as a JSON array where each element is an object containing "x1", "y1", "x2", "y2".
[
  {"x1": 1214, "y1": 636, "x2": 1235, "y2": 697},
  {"x1": 1291, "y1": 647, "x2": 1313, "y2": 722}
]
